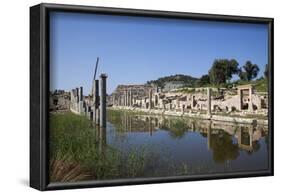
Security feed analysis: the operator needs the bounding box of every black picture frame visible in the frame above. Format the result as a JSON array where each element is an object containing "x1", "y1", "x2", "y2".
[{"x1": 30, "y1": 3, "x2": 274, "y2": 191}]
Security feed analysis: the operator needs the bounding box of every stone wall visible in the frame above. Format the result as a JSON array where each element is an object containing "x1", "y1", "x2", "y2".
[
  {"x1": 110, "y1": 84, "x2": 268, "y2": 117},
  {"x1": 49, "y1": 90, "x2": 70, "y2": 111}
]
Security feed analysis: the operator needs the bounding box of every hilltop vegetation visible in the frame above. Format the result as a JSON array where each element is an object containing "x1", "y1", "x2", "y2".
[
  {"x1": 145, "y1": 59, "x2": 268, "y2": 92},
  {"x1": 146, "y1": 74, "x2": 198, "y2": 88}
]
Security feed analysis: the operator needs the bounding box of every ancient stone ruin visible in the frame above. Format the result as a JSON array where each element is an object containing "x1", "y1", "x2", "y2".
[
  {"x1": 109, "y1": 83, "x2": 268, "y2": 124},
  {"x1": 49, "y1": 90, "x2": 70, "y2": 111},
  {"x1": 68, "y1": 74, "x2": 108, "y2": 128},
  {"x1": 50, "y1": 73, "x2": 268, "y2": 125}
]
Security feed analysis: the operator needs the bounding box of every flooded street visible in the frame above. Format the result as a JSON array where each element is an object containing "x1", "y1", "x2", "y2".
[{"x1": 105, "y1": 110, "x2": 269, "y2": 177}]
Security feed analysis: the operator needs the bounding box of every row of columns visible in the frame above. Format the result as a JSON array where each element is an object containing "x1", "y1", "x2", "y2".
[
  {"x1": 115, "y1": 89, "x2": 134, "y2": 107},
  {"x1": 113, "y1": 87, "x2": 212, "y2": 116}
]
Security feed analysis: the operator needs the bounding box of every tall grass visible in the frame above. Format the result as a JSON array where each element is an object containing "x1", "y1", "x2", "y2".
[{"x1": 49, "y1": 112, "x2": 153, "y2": 182}]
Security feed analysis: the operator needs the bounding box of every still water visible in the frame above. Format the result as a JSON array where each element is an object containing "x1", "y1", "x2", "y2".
[{"x1": 101, "y1": 110, "x2": 268, "y2": 177}]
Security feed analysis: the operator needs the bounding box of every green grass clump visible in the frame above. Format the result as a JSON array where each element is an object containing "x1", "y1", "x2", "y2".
[
  {"x1": 49, "y1": 112, "x2": 151, "y2": 182},
  {"x1": 49, "y1": 112, "x2": 124, "y2": 181}
]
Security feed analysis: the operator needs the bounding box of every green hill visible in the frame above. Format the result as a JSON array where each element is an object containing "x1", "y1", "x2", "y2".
[{"x1": 146, "y1": 74, "x2": 198, "y2": 88}]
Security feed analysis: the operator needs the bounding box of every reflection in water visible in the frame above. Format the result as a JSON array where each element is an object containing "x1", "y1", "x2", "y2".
[{"x1": 99, "y1": 110, "x2": 269, "y2": 175}]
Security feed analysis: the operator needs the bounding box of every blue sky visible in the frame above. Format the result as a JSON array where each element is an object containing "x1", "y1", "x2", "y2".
[{"x1": 50, "y1": 12, "x2": 268, "y2": 94}]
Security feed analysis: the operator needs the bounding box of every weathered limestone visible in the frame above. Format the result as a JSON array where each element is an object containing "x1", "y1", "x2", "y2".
[
  {"x1": 149, "y1": 89, "x2": 152, "y2": 109},
  {"x1": 154, "y1": 95, "x2": 158, "y2": 107},
  {"x1": 237, "y1": 84, "x2": 253, "y2": 111},
  {"x1": 207, "y1": 88, "x2": 212, "y2": 116},
  {"x1": 85, "y1": 105, "x2": 88, "y2": 118},
  {"x1": 100, "y1": 74, "x2": 107, "y2": 128},
  {"x1": 238, "y1": 89, "x2": 243, "y2": 111},
  {"x1": 128, "y1": 90, "x2": 131, "y2": 107},
  {"x1": 191, "y1": 95, "x2": 195, "y2": 109},
  {"x1": 79, "y1": 87, "x2": 83, "y2": 101},
  {"x1": 118, "y1": 96, "x2": 121, "y2": 106},
  {"x1": 79, "y1": 87, "x2": 84, "y2": 113},
  {"x1": 129, "y1": 89, "x2": 133, "y2": 107},
  {"x1": 127, "y1": 90, "x2": 130, "y2": 106},
  {"x1": 249, "y1": 87, "x2": 253, "y2": 111},
  {"x1": 125, "y1": 90, "x2": 127, "y2": 106},
  {"x1": 76, "y1": 88, "x2": 79, "y2": 103},
  {"x1": 87, "y1": 106, "x2": 91, "y2": 119}
]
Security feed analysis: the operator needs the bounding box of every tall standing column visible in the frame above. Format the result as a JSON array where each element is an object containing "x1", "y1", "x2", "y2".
[
  {"x1": 129, "y1": 89, "x2": 133, "y2": 107},
  {"x1": 248, "y1": 87, "x2": 253, "y2": 111},
  {"x1": 191, "y1": 95, "x2": 195, "y2": 109},
  {"x1": 126, "y1": 90, "x2": 129, "y2": 107},
  {"x1": 207, "y1": 88, "x2": 212, "y2": 116},
  {"x1": 149, "y1": 89, "x2": 152, "y2": 109},
  {"x1": 118, "y1": 95, "x2": 120, "y2": 106},
  {"x1": 238, "y1": 89, "x2": 243, "y2": 111},
  {"x1": 94, "y1": 80, "x2": 99, "y2": 124},
  {"x1": 79, "y1": 86, "x2": 83, "y2": 114},
  {"x1": 128, "y1": 90, "x2": 131, "y2": 107},
  {"x1": 76, "y1": 88, "x2": 79, "y2": 102},
  {"x1": 75, "y1": 88, "x2": 79, "y2": 112},
  {"x1": 124, "y1": 90, "x2": 127, "y2": 106},
  {"x1": 100, "y1": 74, "x2": 107, "y2": 128}
]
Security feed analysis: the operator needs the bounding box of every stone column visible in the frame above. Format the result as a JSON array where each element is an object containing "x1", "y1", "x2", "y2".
[
  {"x1": 149, "y1": 89, "x2": 152, "y2": 109},
  {"x1": 87, "y1": 106, "x2": 91, "y2": 119},
  {"x1": 191, "y1": 95, "x2": 195, "y2": 109},
  {"x1": 124, "y1": 91, "x2": 127, "y2": 106},
  {"x1": 94, "y1": 80, "x2": 99, "y2": 109},
  {"x1": 129, "y1": 89, "x2": 133, "y2": 107},
  {"x1": 99, "y1": 127, "x2": 106, "y2": 153},
  {"x1": 100, "y1": 74, "x2": 107, "y2": 128},
  {"x1": 238, "y1": 89, "x2": 243, "y2": 111},
  {"x1": 207, "y1": 88, "x2": 212, "y2": 116},
  {"x1": 119, "y1": 95, "x2": 121, "y2": 106},
  {"x1": 75, "y1": 88, "x2": 79, "y2": 112},
  {"x1": 76, "y1": 88, "x2": 79, "y2": 102},
  {"x1": 79, "y1": 86, "x2": 83, "y2": 101},
  {"x1": 248, "y1": 87, "x2": 253, "y2": 111},
  {"x1": 128, "y1": 90, "x2": 131, "y2": 107},
  {"x1": 127, "y1": 90, "x2": 130, "y2": 107},
  {"x1": 154, "y1": 95, "x2": 158, "y2": 107},
  {"x1": 95, "y1": 108, "x2": 100, "y2": 125},
  {"x1": 93, "y1": 80, "x2": 99, "y2": 124},
  {"x1": 79, "y1": 86, "x2": 83, "y2": 114}
]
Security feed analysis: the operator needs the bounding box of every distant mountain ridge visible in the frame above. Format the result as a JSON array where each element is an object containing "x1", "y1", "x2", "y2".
[{"x1": 146, "y1": 74, "x2": 198, "y2": 88}]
